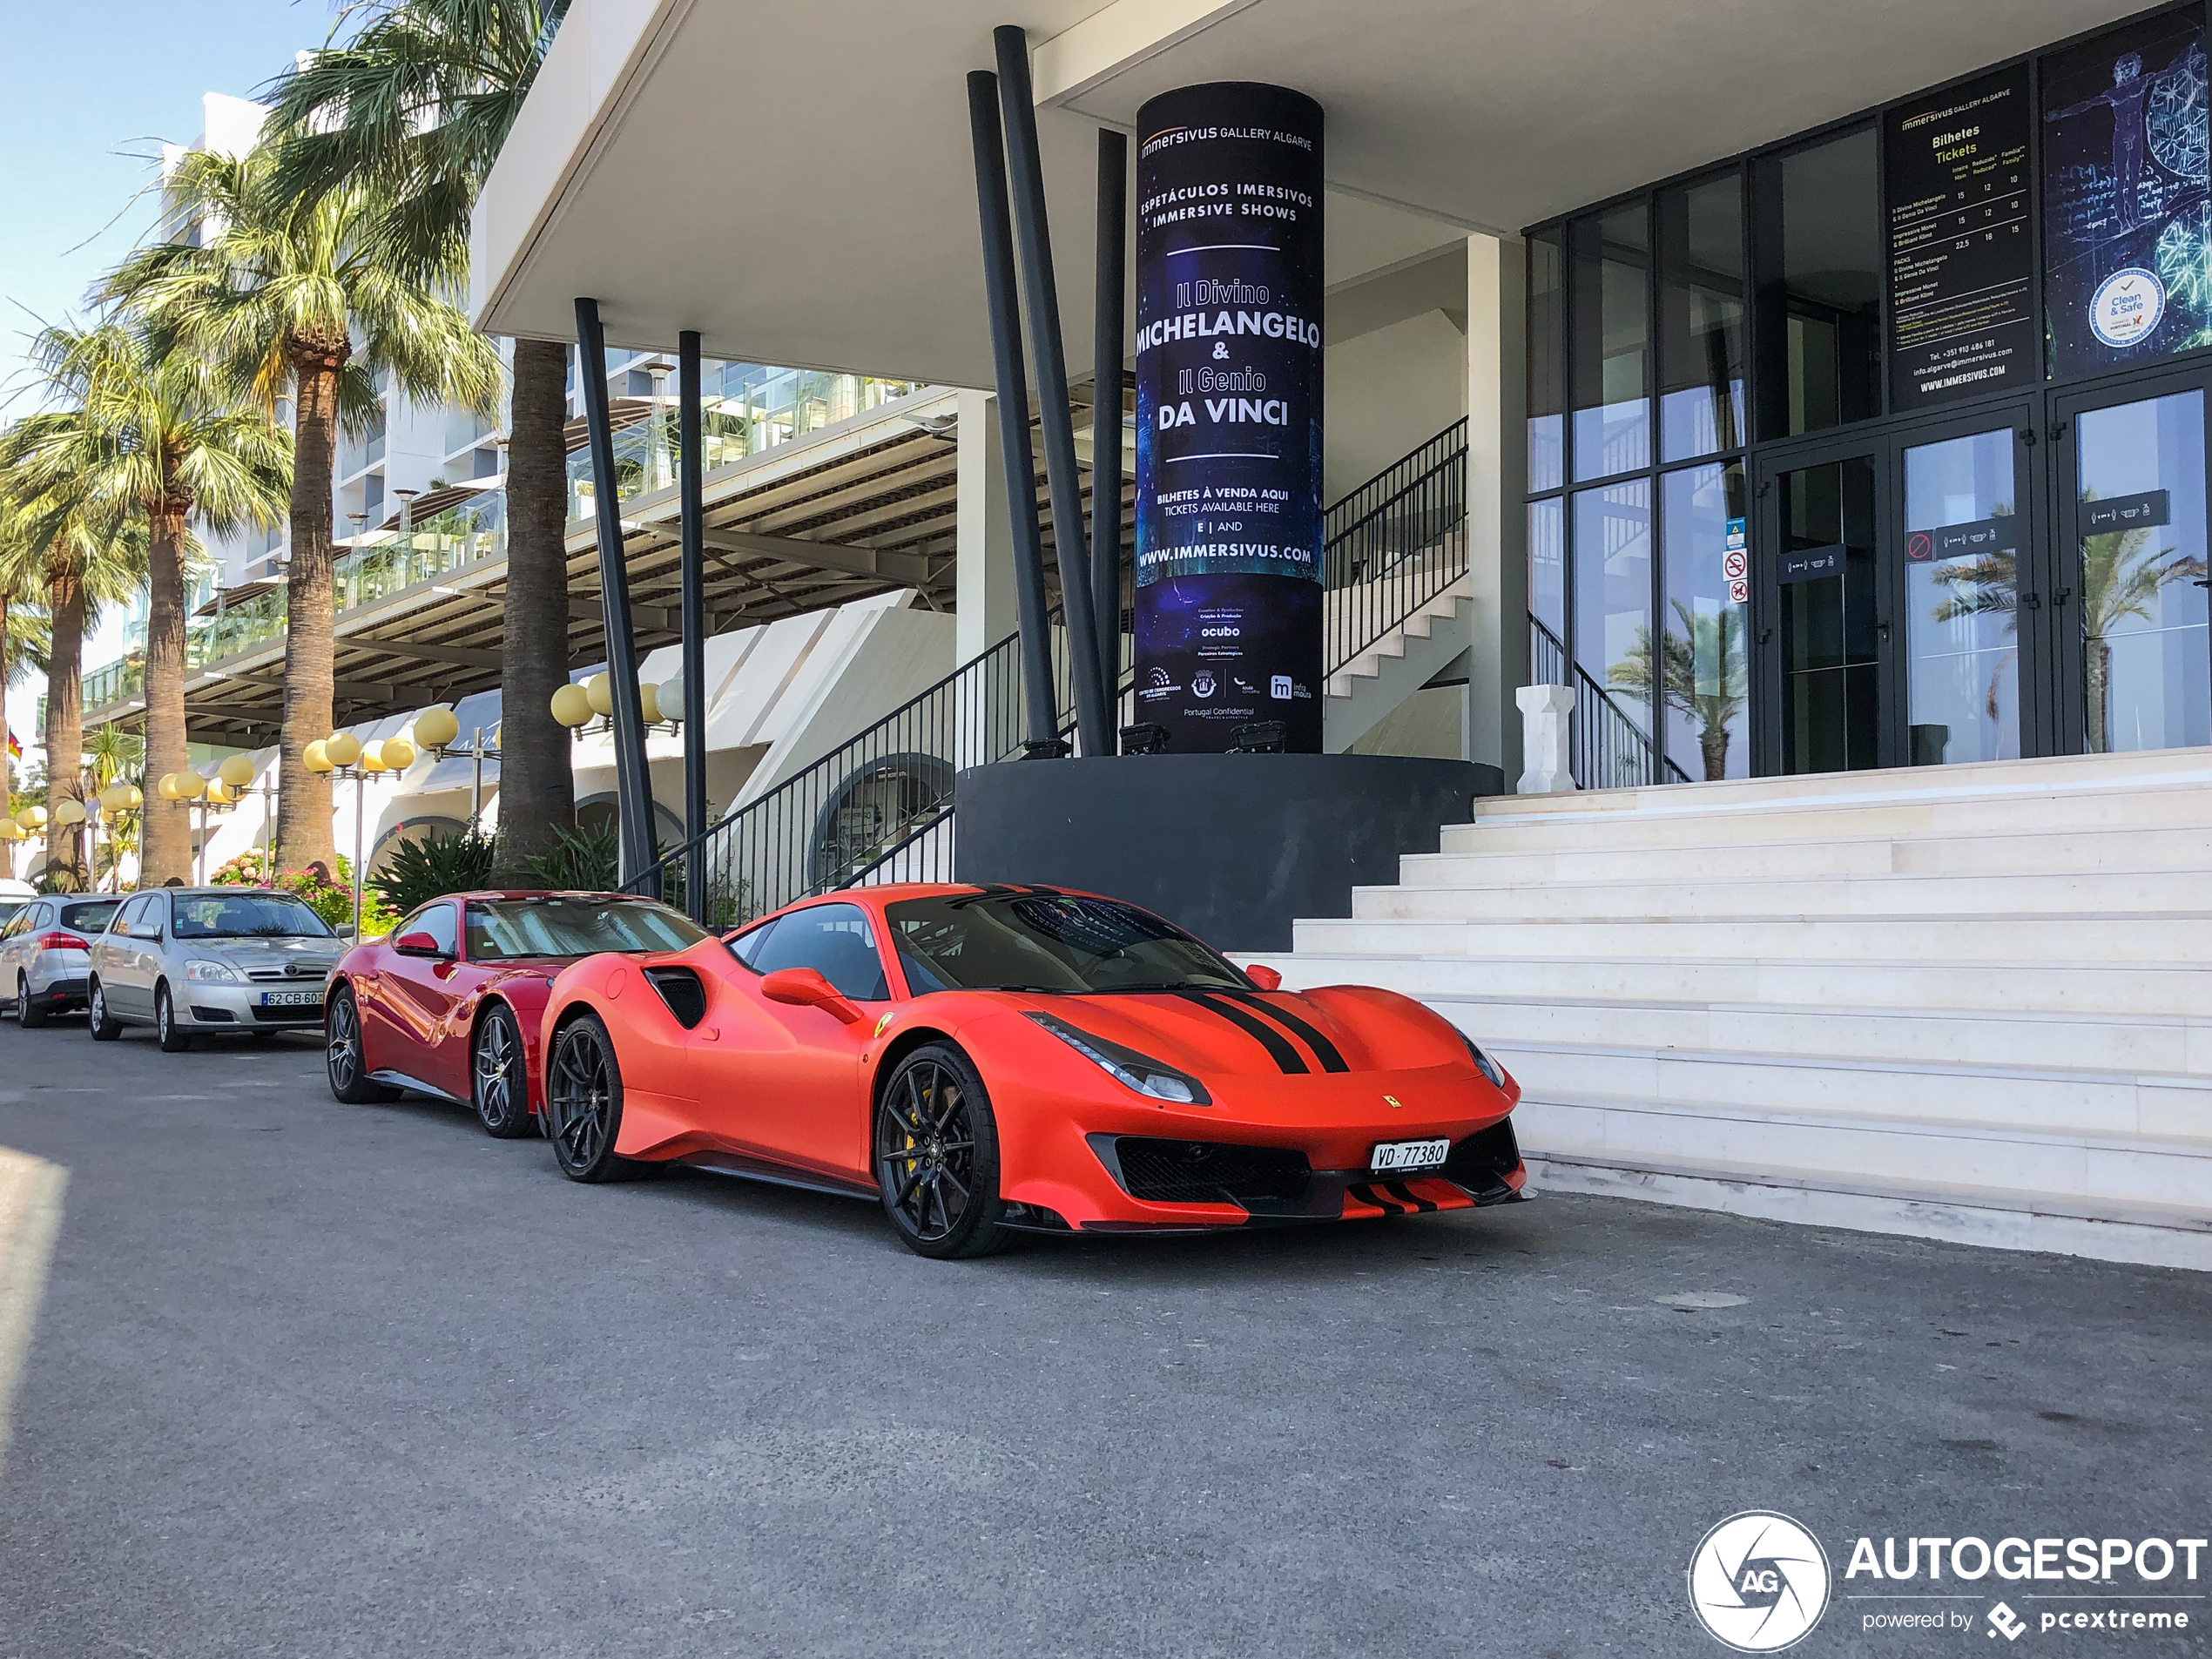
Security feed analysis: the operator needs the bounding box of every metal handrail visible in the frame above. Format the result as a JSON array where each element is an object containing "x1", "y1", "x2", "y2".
[
  {"x1": 631, "y1": 418, "x2": 1484, "y2": 921},
  {"x1": 1529, "y1": 612, "x2": 1690, "y2": 788}
]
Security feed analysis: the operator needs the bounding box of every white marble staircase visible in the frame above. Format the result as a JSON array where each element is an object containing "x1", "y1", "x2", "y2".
[
  {"x1": 1245, "y1": 747, "x2": 2212, "y2": 1270},
  {"x1": 1321, "y1": 572, "x2": 1473, "y2": 753}
]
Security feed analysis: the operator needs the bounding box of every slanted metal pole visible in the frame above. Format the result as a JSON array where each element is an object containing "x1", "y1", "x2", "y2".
[
  {"x1": 995, "y1": 25, "x2": 1109, "y2": 758},
  {"x1": 678, "y1": 330, "x2": 709, "y2": 921},
  {"x1": 967, "y1": 71, "x2": 1058, "y2": 752},
  {"x1": 470, "y1": 728, "x2": 484, "y2": 837},
  {"x1": 351, "y1": 773, "x2": 363, "y2": 937},
  {"x1": 573, "y1": 298, "x2": 659, "y2": 891},
  {"x1": 1091, "y1": 128, "x2": 1128, "y2": 715}
]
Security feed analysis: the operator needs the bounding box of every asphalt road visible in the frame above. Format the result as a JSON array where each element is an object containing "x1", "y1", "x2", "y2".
[{"x1": 0, "y1": 1017, "x2": 2207, "y2": 1658}]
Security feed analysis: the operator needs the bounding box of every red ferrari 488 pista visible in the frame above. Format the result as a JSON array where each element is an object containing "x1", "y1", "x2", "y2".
[{"x1": 537, "y1": 883, "x2": 1527, "y2": 1258}]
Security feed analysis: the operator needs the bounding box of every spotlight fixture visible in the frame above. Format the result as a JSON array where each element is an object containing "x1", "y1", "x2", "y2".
[
  {"x1": 1021, "y1": 738, "x2": 1072, "y2": 759},
  {"x1": 1229, "y1": 720, "x2": 1286, "y2": 754},
  {"x1": 1118, "y1": 723, "x2": 1169, "y2": 755}
]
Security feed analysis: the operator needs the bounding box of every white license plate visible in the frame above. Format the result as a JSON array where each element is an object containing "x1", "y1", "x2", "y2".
[
  {"x1": 259, "y1": 989, "x2": 323, "y2": 1008},
  {"x1": 1371, "y1": 1137, "x2": 1450, "y2": 1174}
]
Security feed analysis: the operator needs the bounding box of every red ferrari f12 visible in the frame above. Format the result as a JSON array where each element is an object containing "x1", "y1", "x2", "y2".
[{"x1": 537, "y1": 883, "x2": 1527, "y2": 1258}]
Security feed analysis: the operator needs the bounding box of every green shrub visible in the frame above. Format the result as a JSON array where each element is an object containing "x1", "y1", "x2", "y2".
[
  {"x1": 368, "y1": 830, "x2": 497, "y2": 917},
  {"x1": 521, "y1": 819, "x2": 620, "y2": 892}
]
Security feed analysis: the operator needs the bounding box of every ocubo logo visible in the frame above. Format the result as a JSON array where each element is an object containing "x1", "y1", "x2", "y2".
[{"x1": 1688, "y1": 1511, "x2": 1831, "y2": 1652}]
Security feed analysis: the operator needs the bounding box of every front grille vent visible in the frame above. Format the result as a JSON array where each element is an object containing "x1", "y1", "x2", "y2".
[
  {"x1": 1443, "y1": 1120, "x2": 1521, "y2": 1193},
  {"x1": 1111, "y1": 1137, "x2": 1311, "y2": 1206}
]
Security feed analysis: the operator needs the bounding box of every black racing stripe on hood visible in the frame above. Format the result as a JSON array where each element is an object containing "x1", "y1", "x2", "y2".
[
  {"x1": 1178, "y1": 991, "x2": 1309, "y2": 1075},
  {"x1": 1224, "y1": 991, "x2": 1350, "y2": 1073}
]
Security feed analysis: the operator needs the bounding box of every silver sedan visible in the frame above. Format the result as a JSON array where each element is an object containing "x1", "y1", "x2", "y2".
[{"x1": 88, "y1": 887, "x2": 346, "y2": 1052}]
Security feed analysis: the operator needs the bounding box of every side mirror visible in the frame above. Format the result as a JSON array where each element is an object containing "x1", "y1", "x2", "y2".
[
  {"x1": 393, "y1": 931, "x2": 450, "y2": 959},
  {"x1": 1244, "y1": 963, "x2": 1284, "y2": 991},
  {"x1": 760, "y1": 966, "x2": 865, "y2": 1024}
]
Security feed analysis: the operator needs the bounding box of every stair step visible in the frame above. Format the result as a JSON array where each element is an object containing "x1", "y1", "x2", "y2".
[
  {"x1": 1417, "y1": 823, "x2": 2212, "y2": 882},
  {"x1": 1407, "y1": 995, "x2": 2212, "y2": 1079},
  {"x1": 1514, "y1": 1090, "x2": 2212, "y2": 1216},
  {"x1": 1478, "y1": 745, "x2": 2212, "y2": 818},
  {"x1": 1291, "y1": 914, "x2": 2212, "y2": 966},
  {"x1": 1447, "y1": 781, "x2": 2212, "y2": 852},
  {"x1": 1363, "y1": 868, "x2": 2212, "y2": 920},
  {"x1": 1257, "y1": 948, "x2": 2212, "y2": 1018},
  {"x1": 1487, "y1": 1039, "x2": 2210, "y2": 1141}
]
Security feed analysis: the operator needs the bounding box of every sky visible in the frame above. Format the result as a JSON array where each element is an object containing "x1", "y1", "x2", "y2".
[{"x1": 0, "y1": 1, "x2": 337, "y2": 761}]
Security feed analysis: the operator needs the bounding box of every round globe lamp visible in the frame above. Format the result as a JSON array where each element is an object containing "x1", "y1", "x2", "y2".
[
  {"x1": 0, "y1": 819, "x2": 19, "y2": 842},
  {"x1": 381, "y1": 737, "x2": 416, "y2": 772},
  {"x1": 175, "y1": 770, "x2": 207, "y2": 800},
  {"x1": 584, "y1": 672, "x2": 615, "y2": 718},
  {"x1": 98, "y1": 783, "x2": 132, "y2": 814},
  {"x1": 550, "y1": 684, "x2": 594, "y2": 728},
  {"x1": 637, "y1": 681, "x2": 663, "y2": 724},
  {"x1": 360, "y1": 741, "x2": 389, "y2": 775},
  {"x1": 304, "y1": 739, "x2": 333, "y2": 773},
  {"x1": 413, "y1": 705, "x2": 460, "y2": 750},
  {"x1": 53, "y1": 799, "x2": 86, "y2": 826},
  {"x1": 218, "y1": 754, "x2": 257, "y2": 790},
  {"x1": 325, "y1": 732, "x2": 362, "y2": 769},
  {"x1": 17, "y1": 806, "x2": 46, "y2": 830}
]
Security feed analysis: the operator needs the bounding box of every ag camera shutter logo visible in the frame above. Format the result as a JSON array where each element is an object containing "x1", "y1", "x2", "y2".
[{"x1": 1688, "y1": 1511, "x2": 1831, "y2": 1651}]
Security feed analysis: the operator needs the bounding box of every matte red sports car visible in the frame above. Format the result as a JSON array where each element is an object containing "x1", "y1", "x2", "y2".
[
  {"x1": 536, "y1": 882, "x2": 1527, "y2": 1258},
  {"x1": 325, "y1": 891, "x2": 710, "y2": 1136}
]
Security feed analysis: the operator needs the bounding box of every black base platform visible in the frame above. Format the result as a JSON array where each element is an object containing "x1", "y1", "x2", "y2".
[{"x1": 954, "y1": 753, "x2": 1501, "y2": 952}]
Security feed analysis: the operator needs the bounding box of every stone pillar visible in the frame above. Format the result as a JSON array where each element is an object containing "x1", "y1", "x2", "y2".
[
  {"x1": 956, "y1": 388, "x2": 1020, "y2": 768},
  {"x1": 1467, "y1": 232, "x2": 1528, "y2": 780},
  {"x1": 1516, "y1": 684, "x2": 1575, "y2": 794}
]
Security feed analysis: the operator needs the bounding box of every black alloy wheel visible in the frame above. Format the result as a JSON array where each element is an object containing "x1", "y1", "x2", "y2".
[
  {"x1": 471, "y1": 1004, "x2": 534, "y2": 1138},
  {"x1": 324, "y1": 984, "x2": 397, "y2": 1103},
  {"x1": 87, "y1": 978, "x2": 121, "y2": 1042},
  {"x1": 154, "y1": 982, "x2": 192, "y2": 1053},
  {"x1": 873, "y1": 1043, "x2": 1008, "y2": 1259},
  {"x1": 546, "y1": 1015, "x2": 646, "y2": 1182},
  {"x1": 17, "y1": 974, "x2": 47, "y2": 1030}
]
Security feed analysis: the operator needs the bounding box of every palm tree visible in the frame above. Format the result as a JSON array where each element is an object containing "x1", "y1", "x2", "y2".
[
  {"x1": 10, "y1": 319, "x2": 289, "y2": 882},
  {"x1": 263, "y1": 0, "x2": 576, "y2": 880},
  {"x1": 1609, "y1": 600, "x2": 1748, "y2": 780},
  {"x1": 0, "y1": 469, "x2": 145, "y2": 890},
  {"x1": 83, "y1": 725, "x2": 145, "y2": 890},
  {"x1": 104, "y1": 145, "x2": 499, "y2": 870}
]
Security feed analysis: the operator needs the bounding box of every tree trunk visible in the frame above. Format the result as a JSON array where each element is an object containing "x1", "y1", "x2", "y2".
[
  {"x1": 492, "y1": 336, "x2": 577, "y2": 881},
  {"x1": 279, "y1": 353, "x2": 343, "y2": 871},
  {"x1": 140, "y1": 505, "x2": 193, "y2": 883},
  {"x1": 44, "y1": 571, "x2": 86, "y2": 891},
  {"x1": 1, "y1": 596, "x2": 10, "y2": 809}
]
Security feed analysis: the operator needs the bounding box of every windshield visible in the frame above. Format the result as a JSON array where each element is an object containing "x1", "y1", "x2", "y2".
[
  {"x1": 466, "y1": 896, "x2": 710, "y2": 961},
  {"x1": 886, "y1": 891, "x2": 1249, "y2": 995},
  {"x1": 172, "y1": 893, "x2": 335, "y2": 940}
]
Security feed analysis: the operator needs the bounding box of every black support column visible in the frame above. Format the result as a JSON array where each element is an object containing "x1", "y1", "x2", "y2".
[
  {"x1": 1090, "y1": 128, "x2": 1128, "y2": 711},
  {"x1": 967, "y1": 70, "x2": 1060, "y2": 752},
  {"x1": 573, "y1": 297, "x2": 658, "y2": 890},
  {"x1": 994, "y1": 24, "x2": 1111, "y2": 759},
  {"x1": 678, "y1": 329, "x2": 708, "y2": 919}
]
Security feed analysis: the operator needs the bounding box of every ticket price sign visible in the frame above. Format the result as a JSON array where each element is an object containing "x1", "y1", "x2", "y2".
[{"x1": 1131, "y1": 82, "x2": 1325, "y2": 752}]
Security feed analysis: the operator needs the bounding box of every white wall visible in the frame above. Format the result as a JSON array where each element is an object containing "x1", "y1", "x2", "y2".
[{"x1": 1322, "y1": 309, "x2": 1467, "y2": 505}]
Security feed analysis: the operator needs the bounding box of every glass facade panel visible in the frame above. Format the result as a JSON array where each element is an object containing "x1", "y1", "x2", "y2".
[
  {"x1": 1529, "y1": 496, "x2": 1566, "y2": 670},
  {"x1": 1570, "y1": 206, "x2": 1651, "y2": 480},
  {"x1": 1660, "y1": 462, "x2": 1751, "y2": 779},
  {"x1": 1778, "y1": 457, "x2": 1881, "y2": 772},
  {"x1": 1658, "y1": 174, "x2": 1747, "y2": 461},
  {"x1": 1758, "y1": 129, "x2": 1882, "y2": 439},
  {"x1": 1573, "y1": 478, "x2": 1654, "y2": 732},
  {"x1": 1903, "y1": 429, "x2": 2022, "y2": 765},
  {"x1": 2074, "y1": 390, "x2": 2212, "y2": 752},
  {"x1": 1528, "y1": 230, "x2": 1565, "y2": 492}
]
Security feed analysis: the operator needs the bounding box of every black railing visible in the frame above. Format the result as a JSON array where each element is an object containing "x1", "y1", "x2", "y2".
[
  {"x1": 633, "y1": 418, "x2": 1480, "y2": 921},
  {"x1": 1529, "y1": 613, "x2": 1690, "y2": 789},
  {"x1": 1323, "y1": 419, "x2": 1467, "y2": 672}
]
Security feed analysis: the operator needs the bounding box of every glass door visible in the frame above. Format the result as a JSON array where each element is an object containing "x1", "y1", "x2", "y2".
[
  {"x1": 2054, "y1": 374, "x2": 2212, "y2": 757},
  {"x1": 1895, "y1": 416, "x2": 2037, "y2": 767},
  {"x1": 1754, "y1": 442, "x2": 1889, "y2": 775}
]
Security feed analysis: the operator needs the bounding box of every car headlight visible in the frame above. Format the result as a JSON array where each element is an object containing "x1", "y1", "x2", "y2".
[
  {"x1": 1026, "y1": 1011, "x2": 1212, "y2": 1105},
  {"x1": 1460, "y1": 1030, "x2": 1508, "y2": 1092},
  {"x1": 183, "y1": 959, "x2": 242, "y2": 982}
]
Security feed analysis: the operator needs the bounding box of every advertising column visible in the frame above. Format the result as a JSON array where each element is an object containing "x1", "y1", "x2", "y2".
[{"x1": 1132, "y1": 83, "x2": 1324, "y2": 752}]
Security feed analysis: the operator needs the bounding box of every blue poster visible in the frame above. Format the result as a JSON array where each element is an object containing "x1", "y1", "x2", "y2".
[
  {"x1": 1131, "y1": 82, "x2": 1325, "y2": 752},
  {"x1": 2043, "y1": 7, "x2": 2212, "y2": 375}
]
